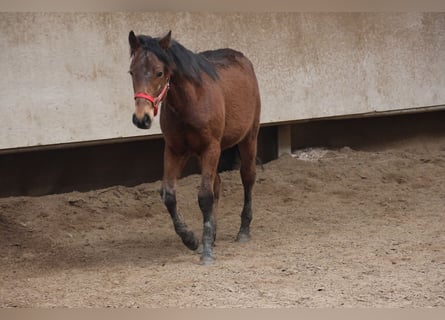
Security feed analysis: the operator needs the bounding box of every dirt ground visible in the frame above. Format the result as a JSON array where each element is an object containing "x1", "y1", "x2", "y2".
[{"x1": 1, "y1": 136, "x2": 444, "y2": 308}]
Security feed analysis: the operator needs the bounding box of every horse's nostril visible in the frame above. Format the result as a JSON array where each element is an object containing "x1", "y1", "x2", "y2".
[
  {"x1": 143, "y1": 114, "x2": 151, "y2": 127},
  {"x1": 132, "y1": 113, "x2": 151, "y2": 129}
]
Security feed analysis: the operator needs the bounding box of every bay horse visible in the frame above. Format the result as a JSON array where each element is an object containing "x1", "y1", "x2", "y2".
[{"x1": 128, "y1": 30, "x2": 261, "y2": 265}]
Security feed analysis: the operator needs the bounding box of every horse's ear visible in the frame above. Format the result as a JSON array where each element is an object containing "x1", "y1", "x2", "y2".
[
  {"x1": 159, "y1": 30, "x2": 172, "y2": 51},
  {"x1": 129, "y1": 30, "x2": 139, "y2": 56}
]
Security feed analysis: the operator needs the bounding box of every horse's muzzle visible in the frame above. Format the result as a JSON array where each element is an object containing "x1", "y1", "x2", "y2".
[{"x1": 132, "y1": 113, "x2": 152, "y2": 129}]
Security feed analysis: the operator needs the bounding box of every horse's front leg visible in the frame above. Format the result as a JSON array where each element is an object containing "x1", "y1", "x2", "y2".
[
  {"x1": 160, "y1": 146, "x2": 199, "y2": 251},
  {"x1": 198, "y1": 144, "x2": 221, "y2": 265}
]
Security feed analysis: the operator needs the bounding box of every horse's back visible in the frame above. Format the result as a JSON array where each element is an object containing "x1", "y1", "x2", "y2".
[
  {"x1": 201, "y1": 49, "x2": 261, "y2": 149},
  {"x1": 201, "y1": 48, "x2": 246, "y2": 68},
  {"x1": 201, "y1": 48, "x2": 257, "y2": 86}
]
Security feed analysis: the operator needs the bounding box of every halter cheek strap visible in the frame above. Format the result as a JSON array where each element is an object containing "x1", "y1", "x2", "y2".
[{"x1": 134, "y1": 80, "x2": 170, "y2": 117}]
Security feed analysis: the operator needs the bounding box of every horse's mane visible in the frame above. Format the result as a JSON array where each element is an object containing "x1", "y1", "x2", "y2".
[{"x1": 135, "y1": 35, "x2": 219, "y2": 85}]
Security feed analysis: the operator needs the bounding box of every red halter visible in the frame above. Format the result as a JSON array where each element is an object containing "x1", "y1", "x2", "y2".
[{"x1": 134, "y1": 80, "x2": 170, "y2": 116}]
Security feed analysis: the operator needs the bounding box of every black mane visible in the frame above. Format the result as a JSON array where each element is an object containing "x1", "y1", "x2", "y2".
[{"x1": 136, "y1": 35, "x2": 219, "y2": 85}]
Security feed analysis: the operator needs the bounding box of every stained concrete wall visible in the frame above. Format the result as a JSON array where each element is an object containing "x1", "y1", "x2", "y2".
[{"x1": 1, "y1": 12, "x2": 444, "y2": 151}]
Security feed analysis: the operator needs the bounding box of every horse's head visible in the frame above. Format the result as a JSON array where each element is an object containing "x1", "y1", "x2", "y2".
[{"x1": 128, "y1": 30, "x2": 171, "y2": 129}]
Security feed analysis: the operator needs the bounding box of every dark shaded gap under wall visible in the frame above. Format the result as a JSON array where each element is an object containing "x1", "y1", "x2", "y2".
[
  {"x1": 292, "y1": 109, "x2": 445, "y2": 151},
  {"x1": 1, "y1": 109, "x2": 444, "y2": 198},
  {"x1": 0, "y1": 126, "x2": 277, "y2": 197}
]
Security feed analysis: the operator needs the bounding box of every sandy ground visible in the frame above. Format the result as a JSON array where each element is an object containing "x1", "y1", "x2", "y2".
[{"x1": 1, "y1": 136, "x2": 444, "y2": 307}]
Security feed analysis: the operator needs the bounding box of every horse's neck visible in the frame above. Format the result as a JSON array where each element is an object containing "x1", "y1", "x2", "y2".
[{"x1": 165, "y1": 77, "x2": 198, "y2": 114}]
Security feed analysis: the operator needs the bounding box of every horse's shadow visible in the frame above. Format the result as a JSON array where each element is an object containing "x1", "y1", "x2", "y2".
[{"x1": 0, "y1": 213, "x2": 192, "y2": 275}]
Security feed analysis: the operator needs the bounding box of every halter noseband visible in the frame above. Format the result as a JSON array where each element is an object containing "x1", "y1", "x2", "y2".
[{"x1": 134, "y1": 80, "x2": 170, "y2": 116}]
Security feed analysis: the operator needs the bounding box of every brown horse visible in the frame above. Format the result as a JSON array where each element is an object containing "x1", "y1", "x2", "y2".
[{"x1": 128, "y1": 30, "x2": 261, "y2": 265}]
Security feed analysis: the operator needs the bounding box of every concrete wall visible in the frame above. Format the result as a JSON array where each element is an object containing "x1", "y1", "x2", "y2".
[{"x1": 1, "y1": 12, "x2": 444, "y2": 151}]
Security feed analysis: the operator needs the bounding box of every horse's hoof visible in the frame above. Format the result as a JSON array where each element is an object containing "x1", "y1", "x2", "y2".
[
  {"x1": 200, "y1": 255, "x2": 215, "y2": 266},
  {"x1": 236, "y1": 232, "x2": 250, "y2": 243},
  {"x1": 183, "y1": 237, "x2": 200, "y2": 251}
]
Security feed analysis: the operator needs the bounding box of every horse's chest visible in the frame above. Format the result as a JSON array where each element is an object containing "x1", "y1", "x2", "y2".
[{"x1": 163, "y1": 124, "x2": 213, "y2": 154}]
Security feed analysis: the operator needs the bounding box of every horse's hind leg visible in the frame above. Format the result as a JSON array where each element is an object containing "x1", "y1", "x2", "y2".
[
  {"x1": 161, "y1": 146, "x2": 199, "y2": 251},
  {"x1": 212, "y1": 173, "x2": 221, "y2": 243},
  {"x1": 236, "y1": 134, "x2": 258, "y2": 242}
]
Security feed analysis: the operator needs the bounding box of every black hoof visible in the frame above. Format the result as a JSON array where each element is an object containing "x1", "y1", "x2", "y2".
[{"x1": 182, "y1": 235, "x2": 199, "y2": 251}]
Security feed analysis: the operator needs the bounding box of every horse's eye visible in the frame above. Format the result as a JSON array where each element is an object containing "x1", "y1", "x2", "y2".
[
  {"x1": 128, "y1": 70, "x2": 133, "y2": 76},
  {"x1": 156, "y1": 71, "x2": 163, "y2": 78}
]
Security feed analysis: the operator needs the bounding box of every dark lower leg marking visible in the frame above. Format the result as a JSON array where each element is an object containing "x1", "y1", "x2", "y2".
[
  {"x1": 237, "y1": 197, "x2": 252, "y2": 242},
  {"x1": 198, "y1": 191, "x2": 216, "y2": 264},
  {"x1": 161, "y1": 187, "x2": 199, "y2": 251}
]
